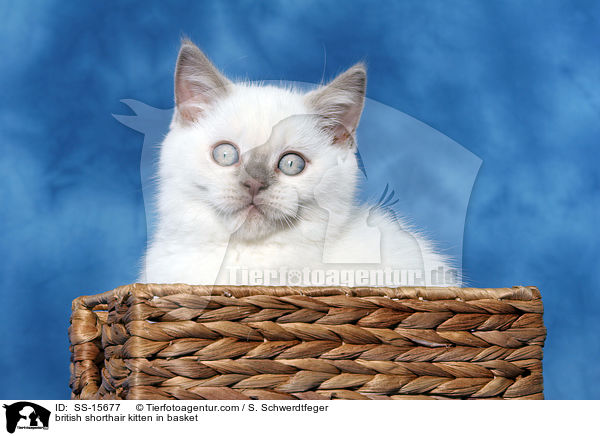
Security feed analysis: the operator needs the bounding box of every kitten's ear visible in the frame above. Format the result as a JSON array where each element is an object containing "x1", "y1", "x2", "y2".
[
  {"x1": 306, "y1": 63, "x2": 366, "y2": 145},
  {"x1": 174, "y1": 39, "x2": 231, "y2": 123}
]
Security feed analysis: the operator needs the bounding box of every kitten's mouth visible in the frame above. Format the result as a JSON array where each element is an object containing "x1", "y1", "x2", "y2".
[
  {"x1": 234, "y1": 202, "x2": 266, "y2": 219},
  {"x1": 222, "y1": 201, "x2": 267, "y2": 220},
  {"x1": 245, "y1": 203, "x2": 264, "y2": 216},
  {"x1": 225, "y1": 198, "x2": 301, "y2": 241}
]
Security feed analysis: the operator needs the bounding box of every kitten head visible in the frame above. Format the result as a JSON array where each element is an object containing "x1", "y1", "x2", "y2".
[{"x1": 159, "y1": 40, "x2": 366, "y2": 241}]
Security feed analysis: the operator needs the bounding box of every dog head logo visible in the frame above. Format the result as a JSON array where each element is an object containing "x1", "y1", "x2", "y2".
[{"x1": 3, "y1": 402, "x2": 50, "y2": 433}]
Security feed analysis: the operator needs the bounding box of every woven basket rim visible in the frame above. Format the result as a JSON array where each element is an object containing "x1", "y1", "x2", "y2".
[{"x1": 72, "y1": 283, "x2": 541, "y2": 310}]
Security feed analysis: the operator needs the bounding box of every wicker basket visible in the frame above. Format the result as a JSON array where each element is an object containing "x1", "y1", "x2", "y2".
[{"x1": 69, "y1": 284, "x2": 546, "y2": 400}]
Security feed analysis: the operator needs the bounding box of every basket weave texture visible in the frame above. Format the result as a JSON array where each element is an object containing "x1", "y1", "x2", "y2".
[{"x1": 69, "y1": 284, "x2": 546, "y2": 400}]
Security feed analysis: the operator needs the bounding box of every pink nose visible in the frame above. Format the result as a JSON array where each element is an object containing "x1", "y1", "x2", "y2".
[{"x1": 242, "y1": 179, "x2": 265, "y2": 197}]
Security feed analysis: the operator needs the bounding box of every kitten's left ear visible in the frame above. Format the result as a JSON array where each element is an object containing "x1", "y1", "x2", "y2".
[
  {"x1": 174, "y1": 39, "x2": 232, "y2": 124},
  {"x1": 306, "y1": 63, "x2": 367, "y2": 146}
]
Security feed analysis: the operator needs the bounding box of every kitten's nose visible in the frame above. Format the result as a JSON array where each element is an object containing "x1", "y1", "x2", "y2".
[{"x1": 242, "y1": 178, "x2": 265, "y2": 198}]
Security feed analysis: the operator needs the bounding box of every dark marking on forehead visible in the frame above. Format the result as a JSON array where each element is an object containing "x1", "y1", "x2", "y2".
[
  {"x1": 237, "y1": 113, "x2": 319, "y2": 187},
  {"x1": 241, "y1": 146, "x2": 275, "y2": 186}
]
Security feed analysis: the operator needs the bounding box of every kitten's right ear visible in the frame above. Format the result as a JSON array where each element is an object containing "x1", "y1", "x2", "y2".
[{"x1": 174, "y1": 39, "x2": 231, "y2": 124}]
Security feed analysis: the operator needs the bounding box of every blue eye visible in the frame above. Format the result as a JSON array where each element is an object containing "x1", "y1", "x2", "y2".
[
  {"x1": 278, "y1": 153, "x2": 306, "y2": 176},
  {"x1": 212, "y1": 143, "x2": 239, "y2": 166}
]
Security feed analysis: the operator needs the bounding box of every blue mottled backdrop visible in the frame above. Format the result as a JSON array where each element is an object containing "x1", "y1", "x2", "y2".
[{"x1": 1, "y1": 0, "x2": 599, "y2": 399}]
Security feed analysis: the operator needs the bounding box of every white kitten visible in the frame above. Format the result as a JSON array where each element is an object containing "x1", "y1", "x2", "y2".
[{"x1": 140, "y1": 40, "x2": 459, "y2": 287}]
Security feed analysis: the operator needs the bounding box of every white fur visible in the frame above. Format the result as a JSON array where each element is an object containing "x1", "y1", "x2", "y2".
[{"x1": 140, "y1": 48, "x2": 458, "y2": 287}]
